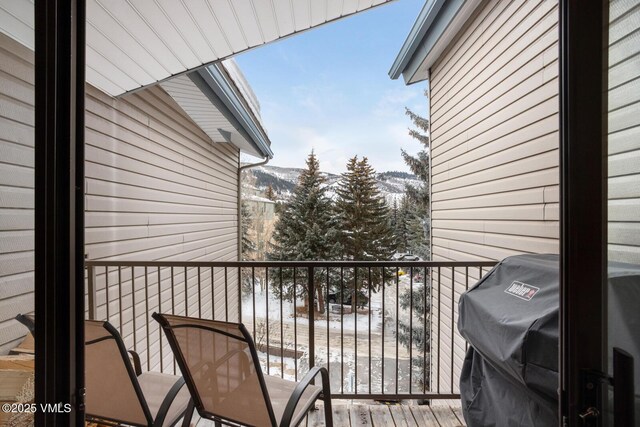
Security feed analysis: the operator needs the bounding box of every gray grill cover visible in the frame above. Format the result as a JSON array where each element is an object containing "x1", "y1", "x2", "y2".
[{"x1": 458, "y1": 254, "x2": 640, "y2": 426}]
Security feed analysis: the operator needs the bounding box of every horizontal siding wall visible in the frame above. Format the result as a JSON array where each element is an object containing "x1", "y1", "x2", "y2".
[
  {"x1": 428, "y1": 0, "x2": 560, "y2": 394},
  {"x1": 608, "y1": 0, "x2": 640, "y2": 265},
  {"x1": 85, "y1": 84, "x2": 241, "y2": 370},
  {"x1": 0, "y1": 32, "x2": 34, "y2": 354},
  {"x1": 0, "y1": 31, "x2": 241, "y2": 356}
]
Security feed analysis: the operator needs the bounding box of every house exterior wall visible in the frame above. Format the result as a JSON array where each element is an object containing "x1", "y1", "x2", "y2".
[
  {"x1": 426, "y1": 0, "x2": 640, "y2": 399},
  {"x1": 85, "y1": 84, "x2": 241, "y2": 370},
  {"x1": 608, "y1": 0, "x2": 640, "y2": 265},
  {"x1": 0, "y1": 32, "x2": 241, "y2": 357},
  {"x1": 427, "y1": 0, "x2": 560, "y2": 394},
  {"x1": 0, "y1": 32, "x2": 35, "y2": 354}
]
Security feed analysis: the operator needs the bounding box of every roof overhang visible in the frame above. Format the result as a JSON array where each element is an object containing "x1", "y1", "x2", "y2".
[
  {"x1": 1, "y1": 0, "x2": 396, "y2": 158},
  {"x1": 0, "y1": 0, "x2": 394, "y2": 97},
  {"x1": 389, "y1": 0, "x2": 481, "y2": 85},
  {"x1": 160, "y1": 61, "x2": 273, "y2": 158},
  {"x1": 162, "y1": 63, "x2": 273, "y2": 159}
]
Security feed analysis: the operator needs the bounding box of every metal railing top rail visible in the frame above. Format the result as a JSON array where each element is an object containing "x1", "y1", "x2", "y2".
[{"x1": 85, "y1": 259, "x2": 498, "y2": 268}]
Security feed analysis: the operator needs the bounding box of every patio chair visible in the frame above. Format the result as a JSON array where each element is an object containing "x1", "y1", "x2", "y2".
[
  {"x1": 85, "y1": 320, "x2": 194, "y2": 427},
  {"x1": 153, "y1": 312, "x2": 333, "y2": 427}
]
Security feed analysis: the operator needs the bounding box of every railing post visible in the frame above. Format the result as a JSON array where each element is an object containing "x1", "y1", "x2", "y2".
[
  {"x1": 87, "y1": 263, "x2": 97, "y2": 320},
  {"x1": 308, "y1": 266, "x2": 315, "y2": 370}
]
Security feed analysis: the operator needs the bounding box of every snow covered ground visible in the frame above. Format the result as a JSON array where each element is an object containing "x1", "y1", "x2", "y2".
[
  {"x1": 241, "y1": 276, "x2": 429, "y2": 394},
  {"x1": 253, "y1": 341, "x2": 425, "y2": 394},
  {"x1": 241, "y1": 281, "x2": 384, "y2": 333}
]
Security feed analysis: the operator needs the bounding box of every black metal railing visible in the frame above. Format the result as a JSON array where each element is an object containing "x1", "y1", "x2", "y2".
[{"x1": 85, "y1": 260, "x2": 496, "y2": 400}]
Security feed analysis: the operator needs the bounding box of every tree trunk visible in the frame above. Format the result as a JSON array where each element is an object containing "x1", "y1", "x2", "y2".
[{"x1": 317, "y1": 286, "x2": 325, "y2": 314}]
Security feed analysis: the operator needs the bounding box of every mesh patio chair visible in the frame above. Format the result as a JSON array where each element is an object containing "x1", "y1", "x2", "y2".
[
  {"x1": 153, "y1": 313, "x2": 333, "y2": 427},
  {"x1": 85, "y1": 320, "x2": 194, "y2": 427}
]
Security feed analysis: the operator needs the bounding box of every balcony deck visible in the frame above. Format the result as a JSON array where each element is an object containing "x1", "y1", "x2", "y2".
[{"x1": 196, "y1": 399, "x2": 465, "y2": 426}]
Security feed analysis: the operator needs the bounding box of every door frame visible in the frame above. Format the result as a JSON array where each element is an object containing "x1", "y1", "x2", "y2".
[
  {"x1": 559, "y1": 0, "x2": 609, "y2": 425},
  {"x1": 31, "y1": 0, "x2": 616, "y2": 424},
  {"x1": 34, "y1": 0, "x2": 86, "y2": 424}
]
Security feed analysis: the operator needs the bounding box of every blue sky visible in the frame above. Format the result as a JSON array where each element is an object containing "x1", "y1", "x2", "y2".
[{"x1": 235, "y1": 0, "x2": 428, "y2": 174}]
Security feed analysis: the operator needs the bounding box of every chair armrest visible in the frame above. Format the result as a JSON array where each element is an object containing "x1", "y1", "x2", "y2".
[
  {"x1": 153, "y1": 376, "x2": 188, "y2": 427},
  {"x1": 128, "y1": 350, "x2": 142, "y2": 376},
  {"x1": 280, "y1": 367, "x2": 331, "y2": 427}
]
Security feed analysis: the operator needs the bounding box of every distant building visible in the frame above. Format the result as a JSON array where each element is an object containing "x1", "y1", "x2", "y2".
[{"x1": 243, "y1": 191, "x2": 278, "y2": 261}]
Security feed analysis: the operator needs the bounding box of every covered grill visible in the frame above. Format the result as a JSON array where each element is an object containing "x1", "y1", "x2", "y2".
[{"x1": 458, "y1": 254, "x2": 640, "y2": 426}]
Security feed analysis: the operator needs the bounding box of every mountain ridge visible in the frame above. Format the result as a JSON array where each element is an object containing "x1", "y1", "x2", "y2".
[{"x1": 243, "y1": 164, "x2": 421, "y2": 204}]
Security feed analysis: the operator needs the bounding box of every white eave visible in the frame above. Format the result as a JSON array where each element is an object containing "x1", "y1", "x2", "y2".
[
  {"x1": 389, "y1": 0, "x2": 481, "y2": 85},
  {"x1": 162, "y1": 61, "x2": 273, "y2": 158},
  {"x1": 0, "y1": 0, "x2": 394, "y2": 96},
  {"x1": 0, "y1": 0, "x2": 395, "y2": 158}
]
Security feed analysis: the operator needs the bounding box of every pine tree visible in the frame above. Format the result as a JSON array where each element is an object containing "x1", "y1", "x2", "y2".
[
  {"x1": 264, "y1": 184, "x2": 276, "y2": 201},
  {"x1": 396, "y1": 93, "x2": 432, "y2": 391},
  {"x1": 241, "y1": 201, "x2": 255, "y2": 260},
  {"x1": 394, "y1": 196, "x2": 408, "y2": 253},
  {"x1": 407, "y1": 208, "x2": 428, "y2": 257},
  {"x1": 397, "y1": 279, "x2": 431, "y2": 390},
  {"x1": 269, "y1": 151, "x2": 341, "y2": 313},
  {"x1": 335, "y1": 156, "x2": 396, "y2": 299},
  {"x1": 335, "y1": 156, "x2": 396, "y2": 262},
  {"x1": 401, "y1": 102, "x2": 430, "y2": 259},
  {"x1": 390, "y1": 198, "x2": 399, "y2": 249},
  {"x1": 394, "y1": 196, "x2": 429, "y2": 257}
]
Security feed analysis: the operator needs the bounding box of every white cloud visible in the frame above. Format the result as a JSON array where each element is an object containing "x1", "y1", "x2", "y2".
[
  {"x1": 253, "y1": 77, "x2": 428, "y2": 175},
  {"x1": 290, "y1": 82, "x2": 348, "y2": 116},
  {"x1": 263, "y1": 115, "x2": 424, "y2": 174},
  {"x1": 373, "y1": 87, "x2": 421, "y2": 117}
]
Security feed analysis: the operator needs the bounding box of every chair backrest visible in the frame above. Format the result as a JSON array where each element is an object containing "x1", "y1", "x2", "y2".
[
  {"x1": 153, "y1": 313, "x2": 277, "y2": 427},
  {"x1": 85, "y1": 320, "x2": 153, "y2": 426}
]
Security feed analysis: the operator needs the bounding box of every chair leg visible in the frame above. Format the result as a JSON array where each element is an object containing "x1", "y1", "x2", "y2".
[
  {"x1": 181, "y1": 400, "x2": 195, "y2": 427},
  {"x1": 317, "y1": 367, "x2": 333, "y2": 427},
  {"x1": 323, "y1": 396, "x2": 333, "y2": 427}
]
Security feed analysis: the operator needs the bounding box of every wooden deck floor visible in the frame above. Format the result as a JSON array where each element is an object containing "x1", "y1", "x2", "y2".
[{"x1": 197, "y1": 399, "x2": 465, "y2": 426}]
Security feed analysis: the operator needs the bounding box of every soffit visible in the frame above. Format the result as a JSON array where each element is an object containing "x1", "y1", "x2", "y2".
[{"x1": 0, "y1": 0, "x2": 394, "y2": 96}]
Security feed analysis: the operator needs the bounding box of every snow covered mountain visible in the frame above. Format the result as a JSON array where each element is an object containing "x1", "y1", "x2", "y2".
[{"x1": 244, "y1": 164, "x2": 422, "y2": 204}]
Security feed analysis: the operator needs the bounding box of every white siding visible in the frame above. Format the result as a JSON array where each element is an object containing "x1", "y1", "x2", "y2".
[
  {"x1": 0, "y1": 32, "x2": 34, "y2": 354},
  {"x1": 0, "y1": 31, "x2": 241, "y2": 356},
  {"x1": 428, "y1": 0, "x2": 560, "y2": 393},
  {"x1": 85, "y1": 84, "x2": 241, "y2": 370},
  {"x1": 608, "y1": 0, "x2": 640, "y2": 265},
  {"x1": 426, "y1": 0, "x2": 640, "y2": 397}
]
